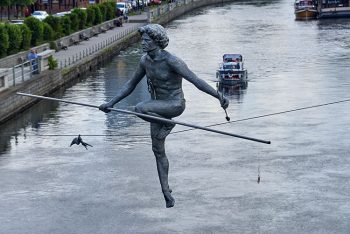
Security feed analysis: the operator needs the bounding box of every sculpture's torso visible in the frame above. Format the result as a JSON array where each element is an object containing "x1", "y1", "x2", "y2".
[{"x1": 141, "y1": 51, "x2": 184, "y2": 101}]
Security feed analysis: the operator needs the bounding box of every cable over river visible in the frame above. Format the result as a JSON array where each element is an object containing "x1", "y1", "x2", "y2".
[{"x1": 1, "y1": 0, "x2": 350, "y2": 233}]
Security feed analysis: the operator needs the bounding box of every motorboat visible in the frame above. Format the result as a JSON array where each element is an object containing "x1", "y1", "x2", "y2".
[
  {"x1": 294, "y1": 0, "x2": 318, "y2": 20},
  {"x1": 216, "y1": 54, "x2": 247, "y2": 85}
]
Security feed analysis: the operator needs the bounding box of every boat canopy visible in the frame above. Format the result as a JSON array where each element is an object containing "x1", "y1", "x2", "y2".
[
  {"x1": 295, "y1": 0, "x2": 315, "y2": 6},
  {"x1": 223, "y1": 54, "x2": 243, "y2": 62}
]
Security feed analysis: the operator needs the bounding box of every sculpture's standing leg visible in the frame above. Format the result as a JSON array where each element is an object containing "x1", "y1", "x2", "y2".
[{"x1": 151, "y1": 122, "x2": 175, "y2": 208}]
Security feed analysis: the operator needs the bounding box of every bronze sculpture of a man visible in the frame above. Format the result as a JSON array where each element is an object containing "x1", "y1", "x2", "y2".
[{"x1": 99, "y1": 24, "x2": 229, "y2": 208}]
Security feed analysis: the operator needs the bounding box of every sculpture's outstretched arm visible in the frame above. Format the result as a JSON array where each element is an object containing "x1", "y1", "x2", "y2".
[
  {"x1": 169, "y1": 56, "x2": 229, "y2": 109},
  {"x1": 99, "y1": 62, "x2": 146, "y2": 112}
]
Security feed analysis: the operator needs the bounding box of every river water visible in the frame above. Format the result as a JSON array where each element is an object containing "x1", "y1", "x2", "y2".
[{"x1": 1, "y1": 0, "x2": 350, "y2": 233}]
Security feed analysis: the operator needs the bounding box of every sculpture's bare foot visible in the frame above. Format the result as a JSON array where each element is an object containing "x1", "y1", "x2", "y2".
[
  {"x1": 156, "y1": 123, "x2": 175, "y2": 139},
  {"x1": 163, "y1": 191, "x2": 175, "y2": 208}
]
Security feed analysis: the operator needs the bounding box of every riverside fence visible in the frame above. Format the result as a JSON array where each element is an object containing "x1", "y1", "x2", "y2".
[{"x1": 58, "y1": 24, "x2": 141, "y2": 69}]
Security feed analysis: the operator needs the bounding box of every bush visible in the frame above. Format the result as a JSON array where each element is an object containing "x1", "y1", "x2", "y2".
[
  {"x1": 0, "y1": 24, "x2": 9, "y2": 58},
  {"x1": 49, "y1": 41, "x2": 58, "y2": 52},
  {"x1": 69, "y1": 12, "x2": 79, "y2": 32},
  {"x1": 60, "y1": 15, "x2": 71, "y2": 36},
  {"x1": 20, "y1": 24, "x2": 31, "y2": 50},
  {"x1": 93, "y1": 5, "x2": 103, "y2": 25},
  {"x1": 71, "y1": 8, "x2": 87, "y2": 30},
  {"x1": 104, "y1": 2, "x2": 115, "y2": 21},
  {"x1": 43, "y1": 22, "x2": 54, "y2": 41},
  {"x1": 44, "y1": 15, "x2": 63, "y2": 39},
  {"x1": 48, "y1": 55, "x2": 58, "y2": 70},
  {"x1": 98, "y1": 4, "x2": 107, "y2": 22},
  {"x1": 6, "y1": 24, "x2": 23, "y2": 55},
  {"x1": 86, "y1": 6, "x2": 95, "y2": 27},
  {"x1": 24, "y1": 16, "x2": 44, "y2": 46}
]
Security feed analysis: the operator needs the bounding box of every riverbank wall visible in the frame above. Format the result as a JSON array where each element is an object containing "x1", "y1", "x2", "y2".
[
  {"x1": 153, "y1": 0, "x2": 233, "y2": 25},
  {"x1": 0, "y1": 0, "x2": 233, "y2": 125}
]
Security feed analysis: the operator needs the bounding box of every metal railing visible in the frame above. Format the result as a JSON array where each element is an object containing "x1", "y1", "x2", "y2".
[
  {"x1": 58, "y1": 24, "x2": 142, "y2": 69},
  {"x1": 11, "y1": 59, "x2": 39, "y2": 86}
]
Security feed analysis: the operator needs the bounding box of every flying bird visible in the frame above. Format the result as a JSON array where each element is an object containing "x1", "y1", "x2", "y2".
[{"x1": 70, "y1": 135, "x2": 93, "y2": 150}]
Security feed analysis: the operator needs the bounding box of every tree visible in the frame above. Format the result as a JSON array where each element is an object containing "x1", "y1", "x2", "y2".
[
  {"x1": 44, "y1": 15, "x2": 63, "y2": 39},
  {"x1": 60, "y1": 15, "x2": 71, "y2": 36},
  {"x1": 20, "y1": 23, "x2": 31, "y2": 50},
  {"x1": 0, "y1": 0, "x2": 11, "y2": 21},
  {"x1": 24, "y1": 16, "x2": 44, "y2": 46},
  {"x1": 86, "y1": 6, "x2": 95, "y2": 27},
  {"x1": 42, "y1": 22, "x2": 54, "y2": 41},
  {"x1": 5, "y1": 24, "x2": 23, "y2": 54},
  {"x1": 92, "y1": 5, "x2": 102, "y2": 25},
  {"x1": 0, "y1": 24, "x2": 9, "y2": 58},
  {"x1": 69, "y1": 11, "x2": 79, "y2": 32},
  {"x1": 12, "y1": 0, "x2": 35, "y2": 18},
  {"x1": 71, "y1": 8, "x2": 87, "y2": 30},
  {"x1": 104, "y1": 1, "x2": 115, "y2": 21}
]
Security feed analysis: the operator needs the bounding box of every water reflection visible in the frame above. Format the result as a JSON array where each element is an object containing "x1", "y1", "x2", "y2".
[
  {"x1": 317, "y1": 18, "x2": 350, "y2": 30},
  {"x1": 216, "y1": 82, "x2": 248, "y2": 101},
  {"x1": 0, "y1": 91, "x2": 63, "y2": 155}
]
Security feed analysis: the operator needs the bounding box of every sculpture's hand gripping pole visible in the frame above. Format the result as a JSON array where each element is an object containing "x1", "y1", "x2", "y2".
[{"x1": 17, "y1": 92, "x2": 271, "y2": 144}]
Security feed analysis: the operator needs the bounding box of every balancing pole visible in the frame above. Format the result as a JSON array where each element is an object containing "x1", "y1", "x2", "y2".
[{"x1": 17, "y1": 92, "x2": 271, "y2": 144}]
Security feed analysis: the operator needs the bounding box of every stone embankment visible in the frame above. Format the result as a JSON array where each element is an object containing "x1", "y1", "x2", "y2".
[{"x1": 0, "y1": 0, "x2": 233, "y2": 125}]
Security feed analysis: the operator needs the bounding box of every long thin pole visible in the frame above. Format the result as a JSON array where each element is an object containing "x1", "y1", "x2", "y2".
[{"x1": 17, "y1": 92, "x2": 271, "y2": 144}]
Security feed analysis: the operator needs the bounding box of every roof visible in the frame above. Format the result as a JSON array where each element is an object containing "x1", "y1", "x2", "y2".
[{"x1": 223, "y1": 54, "x2": 243, "y2": 62}]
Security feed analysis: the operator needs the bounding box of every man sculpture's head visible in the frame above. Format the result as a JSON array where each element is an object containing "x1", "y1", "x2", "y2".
[{"x1": 139, "y1": 24, "x2": 169, "y2": 50}]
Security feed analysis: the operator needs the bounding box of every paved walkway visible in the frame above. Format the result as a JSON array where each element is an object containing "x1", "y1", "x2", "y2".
[{"x1": 53, "y1": 12, "x2": 148, "y2": 69}]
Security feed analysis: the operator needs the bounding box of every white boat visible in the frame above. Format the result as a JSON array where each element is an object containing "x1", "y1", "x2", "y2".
[{"x1": 216, "y1": 54, "x2": 247, "y2": 85}]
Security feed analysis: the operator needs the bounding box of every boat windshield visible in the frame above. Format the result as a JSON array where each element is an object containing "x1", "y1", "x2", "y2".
[{"x1": 223, "y1": 64, "x2": 240, "y2": 69}]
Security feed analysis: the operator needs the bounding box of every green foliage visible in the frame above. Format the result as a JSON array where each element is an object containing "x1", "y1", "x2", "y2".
[
  {"x1": 71, "y1": 8, "x2": 87, "y2": 30},
  {"x1": 44, "y1": 15, "x2": 63, "y2": 39},
  {"x1": 48, "y1": 55, "x2": 58, "y2": 70},
  {"x1": 42, "y1": 22, "x2": 54, "y2": 41},
  {"x1": 92, "y1": 5, "x2": 102, "y2": 25},
  {"x1": 104, "y1": 2, "x2": 115, "y2": 21},
  {"x1": 60, "y1": 15, "x2": 71, "y2": 36},
  {"x1": 49, "y1": 41, "x2": 58, "y2": 52},
  {"x1": 0, "y1": 24, "x2": 9, "y2": 58},
  {"x1": 0, "y1": 0, "x2": 11, "y2": 7},
  {"x1": 86, "y1": 6, "x2": 95, "y2": 27},
  {"x1": 98, "y1": 4, "x2": 107, "y2": 22},
  {"x1": 20, "y1": 24, "x2": 31, "y2": 50},
  {"x1": 24, "y1": 16, "x2": 43, "y2": 46},
  {"x1": 13, "y1": 0, "x2": 35, "y2": 6},
  {"x1": 69, "y1": 12, "x2": 79, "y2": 32},
  {"x1": 5, "y1": 23, "x2": 23, "y2": 55}
]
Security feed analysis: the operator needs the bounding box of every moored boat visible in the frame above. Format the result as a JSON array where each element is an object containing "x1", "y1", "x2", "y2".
[
  {"x1": 317, "y1": 0, "x2": 350, "y2": 18},
  {"x1": 294, "y1": 0, "x2": 318, "y2": 20},
  {"x1": 216, "y1": 54, "x2": 248, "y2": 85}
]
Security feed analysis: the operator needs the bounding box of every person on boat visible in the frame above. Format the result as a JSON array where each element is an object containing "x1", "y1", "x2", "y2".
[
  {"x1": 236, "y1": 62, "x2": 240, "y2": 69},
  {"x1": 99, "y1": 24, "x2": 229, "y2": 208}
]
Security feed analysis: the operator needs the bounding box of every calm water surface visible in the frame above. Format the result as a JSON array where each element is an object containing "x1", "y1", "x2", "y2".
[{"x1": 1, "y1": 0, "x2": 350, "y2": 233}]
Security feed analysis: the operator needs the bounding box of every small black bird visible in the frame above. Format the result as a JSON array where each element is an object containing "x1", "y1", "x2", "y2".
[{"x1": 70, "y1": 135, "x2": 93, "y2": 150}]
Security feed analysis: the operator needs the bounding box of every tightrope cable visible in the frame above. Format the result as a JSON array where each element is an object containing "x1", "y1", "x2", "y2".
[{"x1": 170, "y1": 98, "x2": 350, "y2": 135}]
